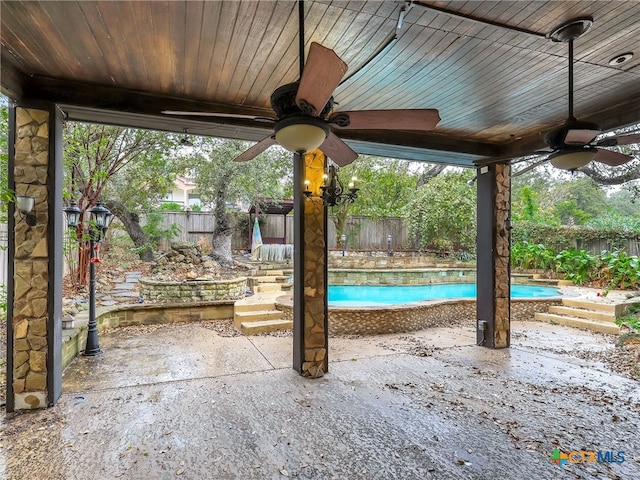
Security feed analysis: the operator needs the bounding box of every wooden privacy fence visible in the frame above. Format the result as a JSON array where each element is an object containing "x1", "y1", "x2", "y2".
[
  {"x1": 148, "y1": 212, "x2": 640, "y2": 255},
  {"x1": 149, "y1": 212, "x2": 413, "y2": 252}
]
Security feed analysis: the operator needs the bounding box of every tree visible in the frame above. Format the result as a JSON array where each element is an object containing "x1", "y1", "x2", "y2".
[
  {"x1": 187, "y1": 138, "x2": 292, "y2": 266},
  {"x1": 548, "y1": 177, "x2": 606, "y2": 225},
  {"x1": 326, "y1": 156, "x2": 424, "y2": 246},
  {"x1": 64, "y1": 122, "x2": 180, "y2": 285},
  {"x1": 0, "y1": 96, "x2": 13, "y2": 222},
  {"x1": 405, "y1": 171, "x2": 477, "y2": 254}
]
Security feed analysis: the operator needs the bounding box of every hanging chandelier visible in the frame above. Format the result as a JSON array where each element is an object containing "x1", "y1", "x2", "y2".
[{"x1": 304, "y1": 165, "x2": 359, "y2": 207}]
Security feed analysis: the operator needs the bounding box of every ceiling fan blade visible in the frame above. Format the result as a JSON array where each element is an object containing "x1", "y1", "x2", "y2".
[
  {"x1": 593, "y1": 148, "x2": 633, "y2": 167},
  {"x1": 329, "y1": 109, "x2": 440, "y2": 131},
  {"x1": 162, "y1": 111, "x2": 276, "y2": 123},
  {"x1": 512, "y1": 157, "x2": 550, "y2": 177},
  {"x1": 295, "y1": 42, "x2": 347, "y2": 116},
  {"x1": 564, "y1": 128, "x2": 600, "y2": 145},
  {"x1": 596, "y1": 132, "x2": 640, "y2": 147},
  {"x1": 319, "y1": 132, "x2": 358, "y2": 166},
  {"x1": 233, "y1": 136, "x2": 277, "y2": 162}
]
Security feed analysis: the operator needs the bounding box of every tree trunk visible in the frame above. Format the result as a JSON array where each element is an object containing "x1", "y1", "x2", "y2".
[
  {"x1": 210, "y1": 180, "x2": 235, "y2": 267},
  {"x1": 106, "y1": 200, "x2": 155, "y2": 261},
  {"x1": 331, "y1": 203, "x2": 349, "y2": 247}
]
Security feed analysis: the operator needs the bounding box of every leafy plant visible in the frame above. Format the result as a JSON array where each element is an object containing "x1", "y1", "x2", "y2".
[
  {"x1": 405, "y1": 172, "x2": 476, "y2": 254},
  {"x1": 141, "y1": 211, "x2": 181, "y2": 251},
  {"x1": 160, "y1": 201, "x2": 183, "y2": 211},
  {"x1": 511, "y1": 241, "x2": 555, "y2": 270},
  {"x1": 554, "y1": 248, "x2": 597, "y2": 285},
  {"x1": 597, "y1": 250, "x2": 639, "y2": 290},
  {"x1": 615, "y1": 315, "x2": 640, "y2": 333}
]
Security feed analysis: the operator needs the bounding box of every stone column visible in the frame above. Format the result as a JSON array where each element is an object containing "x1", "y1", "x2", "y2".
[
  {"x1": 292, "y1": 150, "x2": 328, "y2": 376},
  {"x1": 7, "y1": 104, "x2": 64, "y2": 411},
  {"x1": 493, "y1": 163, "x2": 511, "y2": 348},
  {"x1": 476, "y1": 163, "x2": 511, "y2": 348}
]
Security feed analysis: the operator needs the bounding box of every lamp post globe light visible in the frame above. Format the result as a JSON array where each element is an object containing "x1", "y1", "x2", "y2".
[{"x1": 63, "y1": 201, "x2": 113, "y2": 356}]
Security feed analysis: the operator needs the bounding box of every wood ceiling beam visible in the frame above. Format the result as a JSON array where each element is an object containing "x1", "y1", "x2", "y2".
[
  {"x1": 19, "y1": 75, "x2": 275, "y2": 120},
  {"x1": 16, "y1": 74, "x2": 503, "y2": 163},
  {"x1": 0, "y1": 49, "x2": 26, "y2": 99}
]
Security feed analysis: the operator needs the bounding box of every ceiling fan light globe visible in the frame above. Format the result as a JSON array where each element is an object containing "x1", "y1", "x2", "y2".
[
  {"x1": 549, "y1": 149, "x2": 595, "y2": 170},
  {"x1": 275, "y1": 123, "x2": 327, "y2": 154}
]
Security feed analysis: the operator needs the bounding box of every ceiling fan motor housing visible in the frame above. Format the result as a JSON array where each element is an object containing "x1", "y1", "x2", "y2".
[
  {"x1": 270, "y1": 82, "x2": 334, "y2": 120},
  {"x1": 544, "y1": 118, "x2": 601, "y2": 149}
]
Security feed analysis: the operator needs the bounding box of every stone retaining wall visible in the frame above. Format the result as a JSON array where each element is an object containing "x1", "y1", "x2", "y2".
[
  {"x1": 139, "y1": 277, "x2": 246, "y2": 303},
  {"x1": 329, "y1": 268, "x2": 476, "y2": 285},
  {"x1": 328, "y1": 255, "x2": 473, "y2": 269},
  {"x1": 275, "y1": 298, "x2": 561, "y2": 336},
  {"x1": 62, "y1": 301, "x2": 235, "y2": 369}
]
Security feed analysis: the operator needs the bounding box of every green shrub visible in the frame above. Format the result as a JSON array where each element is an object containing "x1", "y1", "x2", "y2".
[
  {"x1": 597, "y1": 250, "x2": 639, "y2": 290},
  {"x1": 160, "y1": 201, "x2": 183, "y2": 211},
  {"x1": 511, "y1": 241, "x2": 555, "y2": 270},
  {"x1": 554, "y1": 249, "x2": 597, "y2": 285}
]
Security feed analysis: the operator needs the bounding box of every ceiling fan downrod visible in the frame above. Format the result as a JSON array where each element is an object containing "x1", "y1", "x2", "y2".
[{"x1": 547, "y1": 17, "x2": 593, "y2": 122}]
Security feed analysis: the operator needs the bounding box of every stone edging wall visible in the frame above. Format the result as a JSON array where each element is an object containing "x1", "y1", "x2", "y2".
[
  {"x1": 62, "y1": 301, "x2": 235, "y2": 369},
  {"x1": 275, "y1": 298, "x2": 561, "y2": 336},
  {"x1": 328, "y1": 256, "x2": 474, "y2": 269},
  {"x1": 139, "y1": 277, "x2": 246, "y2": 303},
  {"x1": 329, "y1": 268, "x2": 476, "y2": 285}
]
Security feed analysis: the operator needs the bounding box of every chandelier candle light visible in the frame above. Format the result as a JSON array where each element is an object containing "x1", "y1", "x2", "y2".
[{"x1": 304, "y1": 165, "x2": 359, "y2": 207}]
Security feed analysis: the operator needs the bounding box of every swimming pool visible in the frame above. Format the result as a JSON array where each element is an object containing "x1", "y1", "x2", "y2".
[{"x1": 328, "y1": 283, "x2": 559, "y2": 306}]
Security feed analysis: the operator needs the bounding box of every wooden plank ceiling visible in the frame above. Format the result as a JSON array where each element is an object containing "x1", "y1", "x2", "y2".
[{"x1": 1, "y1": 0, "x2": 639, "y2": 166}]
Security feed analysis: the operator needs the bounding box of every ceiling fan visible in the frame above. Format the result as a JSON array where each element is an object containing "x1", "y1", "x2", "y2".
[
  {"x1": 534, "y1": 17, "x2": 639, "y2": 171},
  {"x1": 162, "y1": 1, "x2": 440, "y2": 166}
]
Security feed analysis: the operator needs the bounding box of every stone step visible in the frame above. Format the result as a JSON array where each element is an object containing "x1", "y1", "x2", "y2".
[
  {"x1": 280, "y1": 283, "x2": 293, "y2": 292},
  {"x1": 234, "y1": 301, "x2": 275, "y2": 313},
  {"x1": 233, "y1": 309, "x2": 283, "y2": 329},
  {"x1": 535, "y1": 312, "x2": 620, "y2": 335},
  {"x1": 255, "y1": 283, "x2": 283, "y2": 293},
  {"x1": 234, "y1": 309, "x2": 283, "y2": 323},
  {"x1": 252, "y1": 275, "x2": 283, "y2": 283},
  {"x1": 240, "y1": 319, "x2": 293, "y2": 335},
  {"x1": 548, "y1": 306, "x2": 617, "y2": 323},
  {"x1": 274, "y1": 275, "x2": 291, "y2": 283},
  {"x1": 561, "y1": 298, "x2": 621, "y2": 314}
]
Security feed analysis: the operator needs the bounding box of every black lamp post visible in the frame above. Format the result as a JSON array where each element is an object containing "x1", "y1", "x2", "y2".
[{"x1": 63, "y1": 201, "x2": 112, "y2": 356}]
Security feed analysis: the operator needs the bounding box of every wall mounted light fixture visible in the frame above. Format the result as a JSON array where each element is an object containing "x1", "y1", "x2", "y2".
[
  {"x1": 16, "y1": 195, "x2": 36, "y2": 226},
  {"x1": 304, "y1": 165, "x2": 359, "y2": 207}
]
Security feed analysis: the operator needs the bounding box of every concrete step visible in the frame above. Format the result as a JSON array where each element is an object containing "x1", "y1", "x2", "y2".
[
  {"x1": 234, "y1": 301, "x2": 276, "y2": 313},
  {"x1": 233, "y1": 309, "x2": 283, "y2": 330},
  {"x1": 548, "y1": 306, "x2": 617, "y2": 323},
  {"x1": 252, "y1": 275, "x2": 283, "y2": 283},
  {"x1": 561, "y1": 298, "x2": 635, "y2": 317},
  {"x1": 561, "y1": 298, "x2": 617, "y2": 313},
  {"x1": 255, "y1": 283, "x2": 283, "y2": 292},
  {"x1": 535, "y1": 312, "x2": 620, "y2": 335},
  {"x1": 234, "y1": 309, "x2": 283, "y2": 322},
  {"x1": 240, "y1": 319, "x2": 293, "y2": 335}
]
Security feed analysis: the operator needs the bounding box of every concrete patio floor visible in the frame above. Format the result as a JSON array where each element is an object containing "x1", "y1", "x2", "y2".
[{"x1": 2, "y1": 320, "x2": 639, "y2": 479}]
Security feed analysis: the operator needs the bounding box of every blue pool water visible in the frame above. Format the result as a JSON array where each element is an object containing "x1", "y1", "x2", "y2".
[{"x1": 328, "y1": 283, "x2": 559, "y2": 306}]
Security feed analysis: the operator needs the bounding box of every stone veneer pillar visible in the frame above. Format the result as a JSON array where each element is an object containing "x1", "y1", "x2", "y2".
[
  {"x1": 476, "y1": 163, "x2": 511, "y2": 348},
  {"x1": 7, "y1": 104, "x2": 64, "y2": 411},
  {"x1": 292, "y1": 150, "x2": 328, "y2": 376}
]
